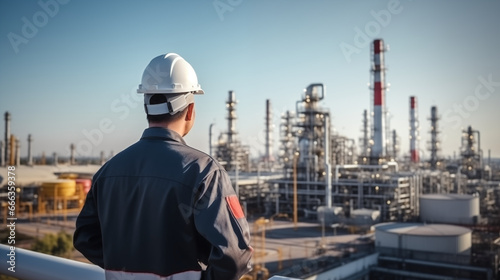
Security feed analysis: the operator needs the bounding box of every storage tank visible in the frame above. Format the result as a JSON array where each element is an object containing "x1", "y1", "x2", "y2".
[
  {"x1": 420, "y1": 194, "x2": 479, "y2": 225},
  {"x1": 40, "y1": 179, "x2": 76, "y2": 198},
  {"x1": 350, "y1": 208, "x2": 380, "y2": 225},
  {"x1": 317, "y1": 206, "x2": 343, "y2": 225},
  {"x1": 374, "y1": 223, "x2": 471, "y2": 262}
]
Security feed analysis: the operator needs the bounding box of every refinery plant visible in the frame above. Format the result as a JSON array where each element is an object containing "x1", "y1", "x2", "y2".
[{"x1": 1, "y1": 39, "x2": 500, "y2": 280}]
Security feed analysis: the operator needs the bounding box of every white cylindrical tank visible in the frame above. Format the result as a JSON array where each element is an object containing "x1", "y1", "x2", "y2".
[
  {"x1": 420, "y1": 194, "x2": 479, "y2": 225},
  {"x1": 375, "y1": 223, "x2": 471, "y2": 256}
]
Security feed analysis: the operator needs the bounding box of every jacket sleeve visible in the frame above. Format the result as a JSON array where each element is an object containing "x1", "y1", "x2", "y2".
[
  {"x1": 73, "y1": 180, "x2": 104, "y2": 268},
  {"x1": 194, "y1": 170, "x2": 253, "y2": 280}
]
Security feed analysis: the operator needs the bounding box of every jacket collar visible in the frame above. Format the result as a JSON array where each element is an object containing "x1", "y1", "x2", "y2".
[{"x1": 140, "y1": 127, "x2": 186, "y2": 145}]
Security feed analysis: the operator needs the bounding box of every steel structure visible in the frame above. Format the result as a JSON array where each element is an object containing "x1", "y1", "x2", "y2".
[
  {"x1": 460, "y1": 126, "x2": 482, "y2": 179},
  {"x1": 409, "y1": 96, "x2": 419, "y2": 164},
  {"x1": 4, "y1": 111, "x2": 11, "y2": 165},
  {"x1": 278, "y1": 110, "x2": 295, "y2": 177},
  {"x1": 391, "y1": 129, "x2": 399, "y2": 161},
  {"x1": 263, "y1": 99, "x2": 274, "y2": 169},
  {"x1": 428, "y1": 106, "x2": 441, "y2": 170},
  {"x1": 359, "y1": 109, "x2": 370, "y2": 164},
  {"x1": 27, "y1": 134, "x2": 33, "y2": 166},
  {"x1": 214, "y1": 90, "x2": 250, "y2": 172},
  {"x1": 294, "y1": 83, "x2": 330, "y2": 182},
  {"x1": 275, "y1": 84, "x2": 332, "y2": 213}
]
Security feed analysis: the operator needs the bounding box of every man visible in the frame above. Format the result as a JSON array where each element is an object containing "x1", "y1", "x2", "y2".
[{"x1": 74, "y1": 53, "x2": 253, "y2": 280}]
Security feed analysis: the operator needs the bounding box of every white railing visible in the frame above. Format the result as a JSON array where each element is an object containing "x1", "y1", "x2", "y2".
[
  {"x1": 0, "y1": 244, "x2": 104, "y2": 280},
  {"x1": 0, "y1": 244, "x2": 303, "y2": 280}
]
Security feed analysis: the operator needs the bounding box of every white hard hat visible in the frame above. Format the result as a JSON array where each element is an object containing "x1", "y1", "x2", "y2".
[{"x1": 137, "y1": 53, "x2": 203, "y2": 115}]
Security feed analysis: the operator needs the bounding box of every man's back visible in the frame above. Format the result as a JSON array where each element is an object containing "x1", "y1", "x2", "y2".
[{"x1": 74, "y1": 127, "x2": 252, "y2": 279}]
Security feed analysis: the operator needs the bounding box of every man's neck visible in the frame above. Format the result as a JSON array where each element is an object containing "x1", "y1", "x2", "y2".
[{"x1": 149, "y1": 122, "x2": 186, "y2": 137}]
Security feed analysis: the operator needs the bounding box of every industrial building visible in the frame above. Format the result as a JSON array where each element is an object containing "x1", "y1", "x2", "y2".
[{"x1": 213, "y1": 90, "x2": 251, "y2": 173}]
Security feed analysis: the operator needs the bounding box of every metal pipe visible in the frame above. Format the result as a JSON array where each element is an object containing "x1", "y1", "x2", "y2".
[
  {"x1": 293, "y1": 152, "x2": 298, "y2": 230},
  {"x1": 0, "y1": 244, "x2": 105, "y2": 280},
  {"x1": 334, "y1": 164, "x2": 391, "y2": 184},
  {"x1": 324, "y1": 113, "x2": 332, "y2": 208}
]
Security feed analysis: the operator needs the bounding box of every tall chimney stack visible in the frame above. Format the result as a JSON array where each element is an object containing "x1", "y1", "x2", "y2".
[
  {"x1": 0, "y1": 141, "x2": 4, "y2": 167},
  {"x1": 4, "y1": 112, "x2": 11, "y2": 165},
  {"x1": 15, "y1": 139, "x2": 20, "y2": 166},
  {"x1": 410, "y1": 96, "x2": 419, "y2": 163},
  {"x1": 226, "y1": 91, "x2": 237, "y2": 144},
  {"x1": 370, "y1": 39, "x2": 387, "y2": 163},
  {"x1": 27, "y1": 134, "x2": 33, "y2": 166},
  {"x1": 264, "y1": 99, "x2": 274, "y2": 166},
  {"x1": 70, "y1": 143, "x2": 76, "y2": 165}
]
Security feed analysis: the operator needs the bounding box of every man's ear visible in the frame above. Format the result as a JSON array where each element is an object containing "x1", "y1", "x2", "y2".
[{"x1": 185, "y1": 103, "x2": 194, "y2": 121}]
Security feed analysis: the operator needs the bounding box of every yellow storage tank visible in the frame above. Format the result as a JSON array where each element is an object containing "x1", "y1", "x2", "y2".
[{"x1": 41, "y1": 179, "x2": 76, "y2": 198}]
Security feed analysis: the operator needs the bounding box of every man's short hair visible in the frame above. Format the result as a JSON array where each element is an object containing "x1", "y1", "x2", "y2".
[{"x1": 146, "y1": 94, "x2": 188, "y2": 123}]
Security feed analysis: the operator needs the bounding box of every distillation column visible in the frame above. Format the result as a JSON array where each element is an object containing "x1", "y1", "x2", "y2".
[
  {"x1": 392, "y1": 129, "x2": 399, "y2": 160},
  {"x1": 279, "y1": 111, "x2": 295, "y2": 175},
  {"x1": 70, "y1": 143, "x2": 76, "y2": 165},
  {"x1": 359, "y1": 109, "x2": 370, "y2": 163},
  {"x1": 227, "y1": 90, "x2": 237, "y2": 144},
  {"x1": 429, "y1": 106, "x2": 440, "y2": 169},
  {"x1": 295, "y1": 83, "x2": 328, "y2": 181},
  {"x1": 460, "y1": 126, "x2": 482, "y2": 178},
  {"x1": 264, "y1": 99, "x2": 274, "y2": 167},
  {"x1": 27, "y1": 134, "x2": 33, "y2": 166},
  {"x1": 370, "y1": 39, "x2": 387, "y2": 163},
  {"x1": 4, "y1": 112, "x2": 11, "y2": 165},
  {"x1": 409, "y1": 96, "x2": 419, "y2": 163}
]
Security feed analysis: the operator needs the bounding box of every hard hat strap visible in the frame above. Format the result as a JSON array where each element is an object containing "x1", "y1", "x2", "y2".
[
  {"x1": 167, "y1": 93, "x2": 194, "y2": 115},
  {"x1": 145, "y1": 93, "x2": 194, "y2": 115}
]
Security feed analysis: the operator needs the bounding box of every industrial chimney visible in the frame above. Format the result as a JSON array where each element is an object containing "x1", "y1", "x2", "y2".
[
  {"x1": 4, "y1": 112, "x2": 11, "y2": 165},
  {"x1": 360, "y1": 109, "x2": 370, "y2": 162},
  {"x1": 264, "y1": 99, "x2": 274, "y2": 167},
  {"x1": 226, "y1": 91, "x2": 237, "y2": 144},
  {"x1": 0, "y1": 141, "x2": 4, "y2": 167},
  {"x1": 15, "y1": 139, "x2": 20, "y2": 166},
  {"x1": 27, "y1": 134, "x2": 33, "y2": 166},
  {"x1": 370, "y1": 39, "x2": 387, "y2": 163},
  {"x1": 409, "y1": 96, "x2": 419, "y2": 163},
  {"x1": 70, "y1": 143, "x2": 76, "y2": 165}
]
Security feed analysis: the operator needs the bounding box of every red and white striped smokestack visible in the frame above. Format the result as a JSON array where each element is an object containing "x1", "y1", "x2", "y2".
[
  {"x1": 409, "y1": 96, "x2": 419, "y2": 163},
  {"x1": 371, "y1": 39, "x2": 386, "y2": 160}
]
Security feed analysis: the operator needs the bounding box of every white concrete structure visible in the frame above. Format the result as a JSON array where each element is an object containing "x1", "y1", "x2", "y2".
[
  {"x1": 374, "y1": 223, "x2": 472, "y2": 256},
  {"x1": 420, "y1": 194, "x2": 480, "y2": 225}
]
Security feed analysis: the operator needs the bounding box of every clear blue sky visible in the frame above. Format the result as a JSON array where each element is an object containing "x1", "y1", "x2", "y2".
[{"x1": 1, "y1": 0, "x2": 499, "y2": 160}]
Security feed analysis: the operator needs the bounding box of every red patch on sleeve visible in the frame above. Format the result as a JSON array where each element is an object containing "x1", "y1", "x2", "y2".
[{"x1": 226, "y1": 195, "x2": 245, "y2": 219}]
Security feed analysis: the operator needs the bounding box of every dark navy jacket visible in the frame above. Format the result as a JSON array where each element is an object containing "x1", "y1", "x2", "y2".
[{"x1": 74, "y1": 127, "x2": 252, "y2": 280}]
